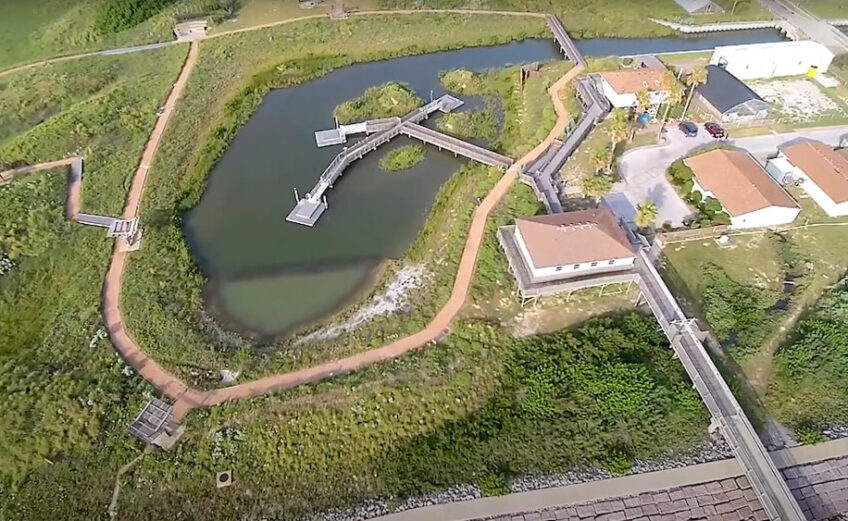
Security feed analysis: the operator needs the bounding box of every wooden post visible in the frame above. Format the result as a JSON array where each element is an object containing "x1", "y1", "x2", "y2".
[{"x1": 293, "y1": 187, "x2": 299, "y2": 203}]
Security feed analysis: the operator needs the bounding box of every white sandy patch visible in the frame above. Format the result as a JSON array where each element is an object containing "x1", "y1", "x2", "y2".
[
  {"x1": 752, "y1": 79, "x2": 843, "y2": 121},
  {"x1": 296, "y1": 264, "x2": 426, "y2": 344}
]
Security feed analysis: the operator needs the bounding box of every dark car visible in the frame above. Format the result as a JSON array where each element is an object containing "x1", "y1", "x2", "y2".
[
  {"x1": 678, "y1": 121, "x2": 698, "y2": 137},
  {"x1": 704, "y1": 122, "x2": 727, "y2": 139}
]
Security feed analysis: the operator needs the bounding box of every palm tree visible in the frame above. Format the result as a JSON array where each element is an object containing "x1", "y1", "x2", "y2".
[
  {"x1": 635, "y1": 201, "x2": 658, "y2": 229},
  {"x1": 682, "y1": 65, "x2": 708, "y2": 118},
  {"x1": 635, "y1": 89, "x2": 651, "y2": 115},
  {"x1": 660, "y1": 70, "x2": 685, "y2": 124},
  {"x1": 606, "y1": 109, "x2": 629, "y2": 171},
  {"x1": 591, "y1": 147, "x2": 611, "y2": 174}
]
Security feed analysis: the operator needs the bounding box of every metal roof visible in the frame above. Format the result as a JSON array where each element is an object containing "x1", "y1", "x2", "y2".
[{"x1": 696, "y1": 65, "x2": 768, "y2": 114}]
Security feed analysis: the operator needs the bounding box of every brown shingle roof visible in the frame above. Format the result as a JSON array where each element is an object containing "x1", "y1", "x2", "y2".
[
  {"x1": 781, "y1": 141, "x2": 848, "y2": 204},
  {"x1": 514, "y1": 208, "x2": 634, "y2": 269},
  {"x1": 599, "y1": 68, "x2": 668, "y2": 95},
  {"x1": 684, "y1": 149, "x2": 798, "y2": 217}
]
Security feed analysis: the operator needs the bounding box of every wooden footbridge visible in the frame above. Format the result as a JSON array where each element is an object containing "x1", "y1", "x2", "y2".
[
  {"x1": 287, "y1": 94, "x2": 511, "y2": 226},
  {"x1": 400, "y1": 122, "x2": 512, "y2": 169},
  {"x1": 523, "y1": 76, "x2": 610, "y2": 214},
  {"x1": 0, "y1": 157, "x2": 141, "y2": 243}
]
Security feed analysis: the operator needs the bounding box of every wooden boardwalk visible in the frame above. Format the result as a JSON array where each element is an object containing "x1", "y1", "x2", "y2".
[
  {"x1": 400, "y1": 122, "x2": 513, "y2": 169},
  {"x1": 287, "y1": 93, "x2": 512, "y2": 227}
]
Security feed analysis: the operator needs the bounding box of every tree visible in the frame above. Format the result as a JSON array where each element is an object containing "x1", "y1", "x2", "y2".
[
  {"x1": 606, "y1": 109, "x2": 629, "y2": 171},
  {"x1": 658, "y1": 70, "x2": 685, "y2": 138},
  {"x1": 635, "y1": 201, "x2": 658, "y2": 228},
  {"x1": 731, "y1": 0, "x2": 751, "y2": 15},
  {"x1": 591, "y1": 147, "x2": 612, "y2": 174},
  {"x1": 682, "y1": 66, "x2": 708, "y2": 118},
  {"x1": 581, "y1": 174, "x2": 613, "y2": 198},
  {"x1": 635, "y1": 89, "x2": 651, "y2": 114}
]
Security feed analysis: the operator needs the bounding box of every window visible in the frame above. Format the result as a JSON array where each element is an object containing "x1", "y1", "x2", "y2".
[
  {"x1": 573, "y1": 264, "x2": 580, "y2": 270},
  {"x1": 555, "y1": 266, "x2": 563, "y2": 272},
  {"x1": 608, "y1": 259, "x2": 616, "y2": 265},
  {"x1": 590, "y1": 262, "x2": 598, "y2": 267}
]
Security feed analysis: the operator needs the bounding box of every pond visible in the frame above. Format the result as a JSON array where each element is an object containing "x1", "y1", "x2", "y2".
[{"x1": 184, "y1": 29, "x2": 785, "y2": 338}]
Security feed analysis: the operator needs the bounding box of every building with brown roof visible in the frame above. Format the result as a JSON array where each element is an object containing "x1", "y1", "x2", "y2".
[
  {"x1": 767, "y1": 141, "x2": 848, "y2": 217},
  {"x1": 497, "y1": 207, "x2": 638, "y2": 298},
  {"x1": 684, "y1": 149, "x2": 799, "y2": 229},
  {"x1": 598, "y1": 67, "x2": 670, "y2": 111}
]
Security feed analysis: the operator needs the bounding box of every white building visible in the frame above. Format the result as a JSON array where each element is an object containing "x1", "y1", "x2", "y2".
[
  {"x1": 499, "y1": 207, "x2": 636, "y2": 295},
  {"x1": 598, "y1": 68, "x2": 669, "y2": 111},
  {"x1": 767, "y1": 141, "x2": 848, "y2": 217},
  {"x1": 710, "y1": 41, "x2": 835, "y2": 80},
  {"x1": 685, "y1": 149, "x2": 800, "y2": 229}
]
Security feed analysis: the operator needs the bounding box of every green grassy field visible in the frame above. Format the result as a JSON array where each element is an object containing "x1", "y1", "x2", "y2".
[
  {"x1": 3, "y1": 314, "x2": 710, "y2": 521},
  {"x1": 0, "y1": 43, "x2": 187, "y2": 500},
  {"x1": 795, "y1": 0, "x2": 848, "y2": 18},
  {"x1": 663, "y1": 189, "x2": 848, "y2": 431},
  {"x1": 0, "y1": 0, "x2": 191, "y2": 71}
]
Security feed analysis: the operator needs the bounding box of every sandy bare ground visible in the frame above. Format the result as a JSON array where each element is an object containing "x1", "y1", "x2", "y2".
[{"x1": 753, "y1": 79, "x2": 844, "y2": 120}]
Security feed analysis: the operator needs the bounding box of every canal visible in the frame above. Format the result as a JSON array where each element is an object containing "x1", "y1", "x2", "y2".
[{"x1": 184, "y1": 29, "x2": 785, "y2": 338}]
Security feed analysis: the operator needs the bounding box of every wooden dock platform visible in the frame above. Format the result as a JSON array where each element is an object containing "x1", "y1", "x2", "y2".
[{"x1": 288, "y1": 94, "x2": 486, "y2": 227}]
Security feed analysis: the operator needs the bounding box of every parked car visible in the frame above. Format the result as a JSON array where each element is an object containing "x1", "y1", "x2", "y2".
[
  {"x1": 704, "y1": 122, "x2": 726, "y2": 139},
  {"x1": 678, "y1": 121, "x2": 698, "y2": 137}
]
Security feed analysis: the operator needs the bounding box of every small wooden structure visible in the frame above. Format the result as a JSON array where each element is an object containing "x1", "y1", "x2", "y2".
[
  {"x1": 128, "y1": 397, "x2": 184, "y2": 450},
  {"x1": 173, "y1": 20, "x2": 208, "y2": 41}
]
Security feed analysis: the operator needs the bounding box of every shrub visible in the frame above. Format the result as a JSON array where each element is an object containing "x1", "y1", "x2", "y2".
[
  {"x1": 477, "y1": 471, "x2": 510, "y2": 496},
  {"x1": 378, "y1": 144, "x2": 426, "y2": 172},
  {"x1": 439, "y1": 69, "x2": 483, "y2": 94},
  {"x1": 334, "y1": 82, "x2": 423, "y2": 124},
  {"x1": 685, "y1": 190, "x2": 702, "y2": 206},
  {"x1": 435, "y1": 106, "x2": 498, "y2": 141},
  {"x1": 581, "y1": 174, "x2": 613, "y2": 198},
  {"x1": 95, "y1": 0, "x2": 177, "y2": 34},
  {"x1": 701, "y1": 264, "x2": 778, "y2": 356},
  {"x1": 667, "y1": 159, "x2": 694, "y2": 187},
  {"x1": 601, "y1": 447, "x2": 634, "y2": 475},
  {"x1": 795, "y1": 422, "x2": 826, "y2": 445}
]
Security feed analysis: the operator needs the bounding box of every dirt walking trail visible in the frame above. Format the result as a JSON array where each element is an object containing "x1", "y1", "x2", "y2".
[{"x1": 3, "y1": 15, "x2": 583, "y2": 419}]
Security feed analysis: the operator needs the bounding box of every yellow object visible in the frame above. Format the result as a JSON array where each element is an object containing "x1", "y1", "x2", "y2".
[{"x1": 807, "y1": 66, "x2": 818, "y2": 78}]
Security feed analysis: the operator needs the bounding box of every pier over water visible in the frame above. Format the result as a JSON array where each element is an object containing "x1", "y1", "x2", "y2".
[{"x1": 287, "y1": 94, "x2": 510, "y2": 227}]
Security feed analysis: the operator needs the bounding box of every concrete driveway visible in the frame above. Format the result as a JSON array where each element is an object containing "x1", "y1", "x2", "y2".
[{"x1": 611, "y1": 125, "x2": 848, "y2": 227}]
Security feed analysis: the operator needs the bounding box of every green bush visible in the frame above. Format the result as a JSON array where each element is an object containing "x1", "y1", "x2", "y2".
[
  {"x1": 95, "y1": 0, "x2": 177, "y2": 34},
  {"x1": 602, "y1": 447, "x2": 634, "y2": 475},
  {"x1": 795, "y1": 422, "x2": 826, "y2": 445},
  {"x1": 581, "y1": 174, "x2": 613, "y2": 198},
  {"x1": 477, "y1": 470, "x2": 510, "y2": 496},
  {"x1": 378, "y1": 144, "x2": 426, "y2": 172},
  {"x1": 768, "y1": 275, "x2": 848, "y2": 431},
  {"x1": 439, "y1": 69, "x2": 484, "y2": 94},
  {"x1": 667, "y1": 159, "x2": 694, "y2": 187},
  {"x1": 701, "y1": 264, "x2": 780, "y2": 357},
  {"x1": 334, "y1": 82, "x2": 424, "y2": 124},
  {"x1": 435, "y1": 106, "x2": 499, "y2": 141},
  {"x1": 684, "y1": 190, "x2": 702, "y2": 206}
]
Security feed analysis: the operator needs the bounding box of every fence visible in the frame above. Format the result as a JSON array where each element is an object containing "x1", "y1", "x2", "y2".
[{"x1": 658, "y1": 225, "x2": 730, "y2": 243}]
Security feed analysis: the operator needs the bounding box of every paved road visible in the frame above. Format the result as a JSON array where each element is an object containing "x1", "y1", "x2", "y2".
[
  {"x1": 757, "y1": 0, "x2": 848, "y2": 53},
  {"x1": 611, "y1": 125, "x2": 848, "y2": 227}
]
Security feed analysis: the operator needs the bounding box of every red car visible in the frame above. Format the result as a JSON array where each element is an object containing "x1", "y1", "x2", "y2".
[{"x1": 704, "y1": 122, "x2": 726, "y2": 139}]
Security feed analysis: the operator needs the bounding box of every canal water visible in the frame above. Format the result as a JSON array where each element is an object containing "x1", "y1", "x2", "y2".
[{"x1": 184, "y1": 29, "x2": 784, "y2": 338}]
